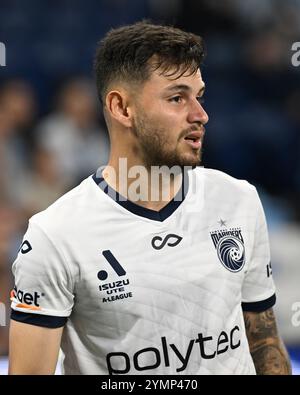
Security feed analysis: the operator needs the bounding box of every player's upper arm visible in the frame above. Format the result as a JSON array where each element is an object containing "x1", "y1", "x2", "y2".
[
  {"x1": 241, "y1": 186, "x2": 276, "y2": 308},
  {"x1": 9, "y1": 320, "x2": 63, "y2": 374},
  {"x1": 11, "y1": 219, "x2": 75, "y2": 317},
  {"x1": 9, "y1": 218, "x2": 74, "y2": 374}
]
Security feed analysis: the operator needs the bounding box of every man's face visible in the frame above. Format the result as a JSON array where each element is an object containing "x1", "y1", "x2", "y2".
[{"x1": 131, "y1": 66, "x2": 208, "y2": 168}]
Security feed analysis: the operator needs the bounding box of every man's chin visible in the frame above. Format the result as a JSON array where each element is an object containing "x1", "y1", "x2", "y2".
[
  {"x1": 176, "y1": 152, "x2": 202, "y2": 168},
  {"x1": 155, "y1": 152, "x2": 201, "y2": 168},
  {"x1": 141, "y1": 148, "x2": 202, "y2": 169}
]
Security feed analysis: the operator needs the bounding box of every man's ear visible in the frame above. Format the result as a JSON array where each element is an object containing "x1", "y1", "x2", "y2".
[{"x1": 105, "y1": 90, "x2": 133, "y2": 128}]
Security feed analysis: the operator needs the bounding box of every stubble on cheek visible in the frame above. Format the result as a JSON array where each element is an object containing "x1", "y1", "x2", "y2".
[{"x1": 131, "y1": 109, "x2": 203, "y2": 168}]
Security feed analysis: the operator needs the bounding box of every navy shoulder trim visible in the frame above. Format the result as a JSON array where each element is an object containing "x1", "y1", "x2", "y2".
[
  {"x1": 11, "y1": 309, "x2": 68, "y2": 328},
  {"x1": 242, "y1": 293, "x2": 276, "y2": 313}
]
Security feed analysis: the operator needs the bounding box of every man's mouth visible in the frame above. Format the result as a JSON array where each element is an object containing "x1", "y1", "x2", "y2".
[{"x1": 184, "y1": 131, "x2": 202, "y2": 149}]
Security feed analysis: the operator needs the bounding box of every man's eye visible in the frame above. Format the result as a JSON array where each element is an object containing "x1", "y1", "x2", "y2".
[
  {"x1": 170, "y1": 96, "x2": 182, "y2": 103},
  {"x1": 197, "y1": 96, "x2": 205, "y2": 105}
]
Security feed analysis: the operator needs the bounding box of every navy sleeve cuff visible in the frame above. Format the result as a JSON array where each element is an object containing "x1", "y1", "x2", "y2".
[
  {"x1": 242, "y1": 293, "x2": 276, "y2": 312},
  {"x1": 11, "y1": 309, "x2": 68, "y2": 328}
]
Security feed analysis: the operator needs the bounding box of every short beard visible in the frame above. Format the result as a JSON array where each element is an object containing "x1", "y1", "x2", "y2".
[{"x1": 132, "y1": 113, "x2": 203, "y2": 170}]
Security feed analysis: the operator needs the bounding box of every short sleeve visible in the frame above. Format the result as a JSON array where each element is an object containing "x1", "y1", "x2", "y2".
[
  {"x1": 10, "y1": 220, "x2": 74, "y2": 327},
  {"x1": 241, "y1": 189, "x2": 276, "y2": 312}
]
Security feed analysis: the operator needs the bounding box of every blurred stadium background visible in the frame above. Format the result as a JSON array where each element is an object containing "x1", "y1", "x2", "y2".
[{"x1": 0, "y1": 0, "x2": 299, "y2": 374}]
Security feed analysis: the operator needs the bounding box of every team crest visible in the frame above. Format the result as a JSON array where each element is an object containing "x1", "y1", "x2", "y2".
[{"x1": 210, "y1": 227, "x2": 245, "y2": 272}]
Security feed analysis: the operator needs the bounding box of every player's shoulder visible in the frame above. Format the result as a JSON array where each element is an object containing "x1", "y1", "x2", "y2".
[
  {"x1": 194, "y1": 167, "x2": 257, "y2": 196},
  {"x1": 29, "y1": 175, "x2": 95, "y2": 235}
]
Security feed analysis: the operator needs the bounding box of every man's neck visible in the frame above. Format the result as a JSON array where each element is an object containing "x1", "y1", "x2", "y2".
[{"x1": 102, "y1": 159, "x2": 184, "y2": 211}]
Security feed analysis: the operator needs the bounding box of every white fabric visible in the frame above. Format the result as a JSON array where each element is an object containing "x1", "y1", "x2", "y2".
[{"x1": 11, "y1": 167, "x2": 276, "y2": 375}]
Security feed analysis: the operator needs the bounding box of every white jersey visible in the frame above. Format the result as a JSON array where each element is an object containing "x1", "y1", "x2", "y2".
[{"x1": 11, "y1": 167, "x2": 276, "y2": 375}]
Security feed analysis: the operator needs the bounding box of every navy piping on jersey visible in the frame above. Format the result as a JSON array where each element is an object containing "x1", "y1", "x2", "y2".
[
  {"x1": 11, "y1": 309, "x2": 67, "y2": 328},
  {"x1": 92, "y1": 169, "x2": 189, "y2": 222},
  {"x1": 242, "y1": 293, "x2": 276, "y2": 313}
]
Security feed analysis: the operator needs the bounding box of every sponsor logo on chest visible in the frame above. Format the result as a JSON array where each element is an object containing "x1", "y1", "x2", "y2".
[{"x1": 97, "y1": 250, "x2": 132, "y2": 303}]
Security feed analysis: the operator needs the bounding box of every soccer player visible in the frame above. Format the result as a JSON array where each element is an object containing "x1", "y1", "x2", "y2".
[{"x1": 9, "y1": 22, "x2": 291, "y2": 375}]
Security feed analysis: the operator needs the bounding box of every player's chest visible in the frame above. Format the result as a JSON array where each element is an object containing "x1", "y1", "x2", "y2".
[{"x1": 69, "y1": 213, "x2": 254, "y2": 310}]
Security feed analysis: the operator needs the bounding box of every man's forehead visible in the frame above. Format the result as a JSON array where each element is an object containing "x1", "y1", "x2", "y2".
[{"x1": 149, "y1": 67, "x2": 204, "y2": 90}]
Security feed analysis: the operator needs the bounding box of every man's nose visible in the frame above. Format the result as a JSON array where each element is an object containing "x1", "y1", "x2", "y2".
[{"x1": 187, "y1": 99, "x2": 209, "y2": 125}]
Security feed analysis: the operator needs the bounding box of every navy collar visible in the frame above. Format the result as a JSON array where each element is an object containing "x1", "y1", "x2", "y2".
[{"x1": 92, "y1": 169, "x2": 189, "y2": 222}]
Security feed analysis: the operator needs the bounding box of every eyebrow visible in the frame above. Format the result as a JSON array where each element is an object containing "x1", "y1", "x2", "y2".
[{"x1": 165, "y1": 84, "x2": 206, "y2": 95}]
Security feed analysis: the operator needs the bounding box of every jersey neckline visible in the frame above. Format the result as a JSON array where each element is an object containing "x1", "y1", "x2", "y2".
[{"x1": 92, "y1": 168, "x2": 189, "y2": 222}]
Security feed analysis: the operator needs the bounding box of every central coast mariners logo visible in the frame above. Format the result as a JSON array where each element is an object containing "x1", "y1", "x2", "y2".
[{"x1": 210, "y1": 227, "x2": 245, "y2": 272}]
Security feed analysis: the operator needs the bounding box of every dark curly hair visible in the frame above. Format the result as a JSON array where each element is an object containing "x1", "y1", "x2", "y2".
[{"x1": 94, "y1": 21, "x2": 205, "y2": 103}]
